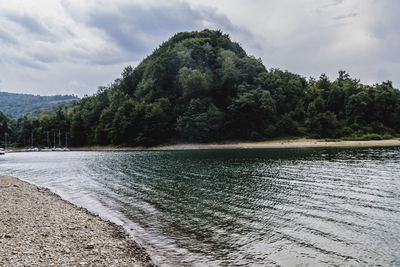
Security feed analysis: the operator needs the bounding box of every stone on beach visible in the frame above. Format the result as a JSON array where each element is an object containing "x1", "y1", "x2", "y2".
[{"x1": 0, "y1": 175, "x2": 153, "y2": 267}]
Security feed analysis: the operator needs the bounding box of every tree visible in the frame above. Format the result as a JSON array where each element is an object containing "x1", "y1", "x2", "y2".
[
  {"x1": 227, "y1": 88, "x2": 277, "y2": 139},
  {"x1": 177, "y1": 99, "x2": 224, "y2": 142},
  {"x1": 70, "y1": 111, "x2": 86, "y2": 146}
]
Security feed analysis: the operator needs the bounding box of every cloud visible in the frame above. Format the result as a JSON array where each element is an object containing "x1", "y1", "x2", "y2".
[
  {"x1": 0, "y1": 30, "x2": 17, "y2": 45},
  {"x1": 330, "y1": 0, "x2": 344, "y2": 6},
  {"x1": 5, "y1": 12, "x2": 50, "y2": 35},
  {"x1": 368, "y1": 1, "x2": 400, "y2": 41},
  {"x1": 31, "y1": 51, "x2": 60, "y2": 64},
  {"x1": 61, "y1": 0, "x2": 254, "y2": 64},
  {"x1": 333, "y1": 13, "x2": 357, "y2": 20},
  {"x1": 13, "y1": 56, "x2": 47, "y2": 71}
]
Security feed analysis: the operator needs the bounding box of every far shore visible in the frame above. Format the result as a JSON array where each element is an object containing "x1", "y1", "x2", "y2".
[
  {"x1": 6, "y1": 139, "x2": 400, "y2": 153},
  {"x1": 68, "y1": 138, "x2": 400, "y2": 151}
]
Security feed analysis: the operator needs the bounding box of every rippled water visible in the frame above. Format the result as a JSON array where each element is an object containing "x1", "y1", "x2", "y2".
[{"x1": 1, "y1": 148, "x2": 400, "y2": 266}]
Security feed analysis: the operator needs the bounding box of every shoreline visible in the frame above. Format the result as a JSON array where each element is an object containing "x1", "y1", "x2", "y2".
[
  {"x1": 70, "y1": 139, "x2": 400, "y2": 151},
  {"x1": 0, "y1": 174, "x2": 154, "y2": 266}
]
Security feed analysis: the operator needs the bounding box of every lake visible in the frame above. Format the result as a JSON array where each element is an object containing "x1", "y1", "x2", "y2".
[{"x1": 0, "y1": 147, "x2": 399, "y2": 266}]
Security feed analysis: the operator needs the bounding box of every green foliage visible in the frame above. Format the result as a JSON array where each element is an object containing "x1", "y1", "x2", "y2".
[
  {"x1": 0, "y1": 111, "x2": 12, "y2": 147},
  {"x1": 4, "y1": 30, "x2": 400, "y2": 147},
  {"x1": 342, "y1": 133, "x2": 386, "y2": 141},
  {"x1": 177, "y1": 99, "x2": 224, "y2": 142},
  {"x1": 227, "y1": 88, "x2": 276, "y2": 139}
]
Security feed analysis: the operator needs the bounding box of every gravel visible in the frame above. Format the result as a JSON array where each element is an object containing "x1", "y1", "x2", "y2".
[{"x1": 0, "y1": 174, "x2": 154, "y2": 267}]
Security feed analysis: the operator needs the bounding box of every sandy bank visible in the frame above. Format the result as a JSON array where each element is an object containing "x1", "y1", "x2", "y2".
[
  {"x1": 0, "y1": 175, "x2": 153, "y2": 267},
  {"x1": 71, "y1": 139, "x2": 400, "y2": 151}
]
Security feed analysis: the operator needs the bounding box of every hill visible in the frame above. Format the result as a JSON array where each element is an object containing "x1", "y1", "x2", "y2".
[
  {"x1": 70, "y1": 29, "x2": 293, "y2": 145},
  {"x1": 65, "y1": 30, "x2": 400, "y2": 146},
  {"x1": 2, "y1": 29, "x2": 400, "y2": 147},
  {"x1": 0, "y1": 92, "x2": 78, "y2": 117}
]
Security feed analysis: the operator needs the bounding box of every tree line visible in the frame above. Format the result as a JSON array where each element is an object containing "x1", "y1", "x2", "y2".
[{"x1": 1, "y1": 30, "x2": 400, "y2": 148}]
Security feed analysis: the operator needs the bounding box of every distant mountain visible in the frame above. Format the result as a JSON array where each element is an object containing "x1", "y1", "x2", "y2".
[{"x1": 0, "y1": 92, "x2": 78, "y2": 117}]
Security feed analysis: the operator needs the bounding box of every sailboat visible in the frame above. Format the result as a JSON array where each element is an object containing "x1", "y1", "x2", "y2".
[
  {"x1": 52, "y1": 131, "x2": 70, "y2": 151},
  {"x1": 1, "y1": 133, "x2": 12, "y2": 154},
  {"x1": 64, "y1": 133, "x2": 70, "y2": 151},
  {"x1": 22, "y1": 132, "x2": 39, "y2": 152}
]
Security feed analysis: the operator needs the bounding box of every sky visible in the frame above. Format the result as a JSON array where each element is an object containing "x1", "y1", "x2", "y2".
[{"x1": 0, "y1": 0, "x2": 399, "y2": 96}]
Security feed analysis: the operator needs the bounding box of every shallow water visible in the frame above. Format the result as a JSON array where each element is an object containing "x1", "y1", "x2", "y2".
[{"x1": 0, "y1": 147, "x2": 399, "y2": 266}]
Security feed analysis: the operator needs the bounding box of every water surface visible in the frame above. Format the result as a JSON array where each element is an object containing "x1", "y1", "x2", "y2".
[{"x1": 0, "y1": 147, "x2": 399, "y2": 266}]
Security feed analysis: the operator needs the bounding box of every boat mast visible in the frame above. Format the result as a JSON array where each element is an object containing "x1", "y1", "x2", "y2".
[
  {"x1": 58, "y1": 130, "x2": 61, "y2": 147},
  {"x1": 46, "y1": 131, "x2": 50, "y2": 148}
]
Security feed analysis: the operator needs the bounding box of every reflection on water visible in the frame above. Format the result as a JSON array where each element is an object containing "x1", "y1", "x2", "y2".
[{"x1": 1, "y1": 147, "x2": 400, "y2": 266}]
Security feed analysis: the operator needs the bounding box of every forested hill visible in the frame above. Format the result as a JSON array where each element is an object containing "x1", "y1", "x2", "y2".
[
  {"x1": 2, "y1": 29, "x2": 400, "y2": 147},
  {"x1": 66, "y1": 29, "x2": 400, "y2": 146},
  {"x1": 0, "y1": 92, "x2": 78, "y2": 117}
]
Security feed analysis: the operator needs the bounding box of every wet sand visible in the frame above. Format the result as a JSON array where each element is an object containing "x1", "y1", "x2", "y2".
[{"x1": 0, "y1": 175, "x2": 153, "y2": 267}]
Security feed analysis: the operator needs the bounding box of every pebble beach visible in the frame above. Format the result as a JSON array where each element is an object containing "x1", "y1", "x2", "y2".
[{"x1": 0, "y1": 174, "x2": 153, "y2": 267}]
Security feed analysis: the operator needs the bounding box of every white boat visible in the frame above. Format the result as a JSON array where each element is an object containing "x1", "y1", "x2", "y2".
[
  {"x1": 51, "y1": 131, "x2": 70, "y2": 151},
  {"x1": 51, "y1": 147, "x2": 70, "y2": 151},
  {"x1": 22, "y1": 147, "x2": 39, "y2": 152},
  {"x1": 2, "y1": 133, "x2": 10, "y2": 154},
  {"x1": 21, "y1": 132, "x2": 39, "y2": 152}
]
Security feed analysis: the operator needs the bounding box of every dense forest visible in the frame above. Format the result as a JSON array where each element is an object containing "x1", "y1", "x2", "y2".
[
  {"x1": 1, "y1": 29, "x2": 400, "y2": 148},
  {"x1": 0, "y1": 92, "x2": 78, "y2": 118}
]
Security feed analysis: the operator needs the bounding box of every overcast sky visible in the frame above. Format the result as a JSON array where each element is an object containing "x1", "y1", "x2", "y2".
[{"x1": 0, "y1": 0, "x2": 399, "y2": 96}]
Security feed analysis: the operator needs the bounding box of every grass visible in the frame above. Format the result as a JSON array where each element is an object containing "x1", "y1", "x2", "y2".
[
  {"x1": 342, "y1": 133, "x2": 389, "y2": 141},
  {"x1": 324, "y1": 133, "x2": 396, "y2": 142}
]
